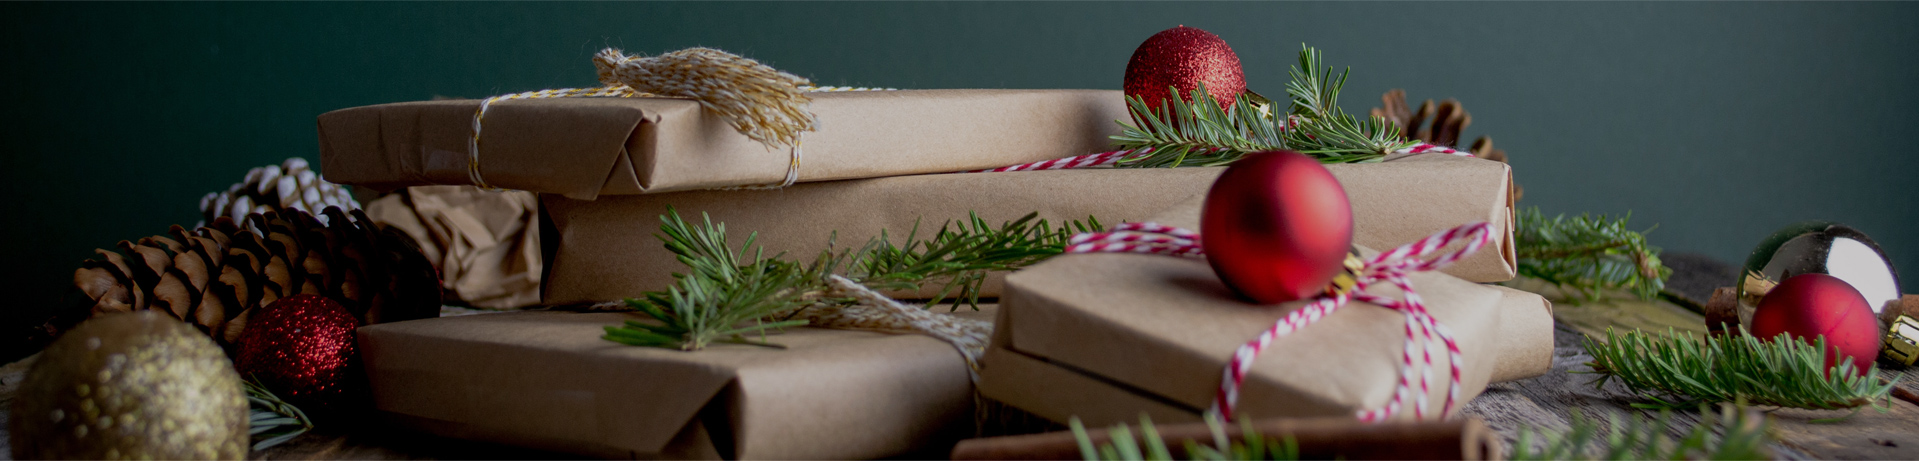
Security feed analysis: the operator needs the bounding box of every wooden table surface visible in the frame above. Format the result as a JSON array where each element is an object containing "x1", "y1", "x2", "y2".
[{"x1": 1, "y1": 281, "x2": 1914, "y2": 460}]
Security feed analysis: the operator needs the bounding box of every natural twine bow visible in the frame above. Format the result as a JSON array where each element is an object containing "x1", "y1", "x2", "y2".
[
  {"x1": 470, "y1": 47, "x2": 887, "y2": 191},
  {"x1": 592, "y1": 47, "x2": 818, "y2": 149}
]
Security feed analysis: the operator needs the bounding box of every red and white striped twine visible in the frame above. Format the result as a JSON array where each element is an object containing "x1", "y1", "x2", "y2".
[
  {"x1": 1064, "y1": 221, "x2": 1493, "y2": 422},
  {"x1": 968, "y1": 142, "x2": 1470, "y2": 174}
]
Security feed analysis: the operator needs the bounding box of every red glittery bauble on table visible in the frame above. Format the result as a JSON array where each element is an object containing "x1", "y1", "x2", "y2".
[
  {"x1": 1201, "y1": 151, "x2": 1354, "y2": 304},
  {"x1": 1123, "y1": 26, "x2": 1247, "y2": 111},
  {"x1": 235, "y1": 294, "x2": 365, "y2": 416},
  {"x1": 1751, "y1": 273, "x2": 1882, "y2": 376}
]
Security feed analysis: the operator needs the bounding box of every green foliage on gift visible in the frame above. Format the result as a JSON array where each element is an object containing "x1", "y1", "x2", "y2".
[
  {"x1": 605, "y1": 208, "x2": 1100, "y2": 350},
  {"x1": 1110, "y1": 45, "x2": 1417, "y2": 168}
]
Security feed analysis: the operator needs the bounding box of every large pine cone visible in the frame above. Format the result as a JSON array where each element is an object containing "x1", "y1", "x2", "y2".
[
  {"x1": 199, "y1": 158, "x2": 358, "y2": 228},
  {"x1": 67, "y1": 207, "x2": 440, "y2": 347}
]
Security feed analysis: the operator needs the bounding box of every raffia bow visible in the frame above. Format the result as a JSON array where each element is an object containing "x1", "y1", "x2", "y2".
[
  {"x1": 470, "y1": 47, "x2": 886, "y2": 191},
  {"x1": 592, "y1": 47, "x2": 818, "y2": 149}
]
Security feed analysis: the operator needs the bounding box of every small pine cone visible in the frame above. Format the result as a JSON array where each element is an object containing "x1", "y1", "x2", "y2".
[
  {"x1": 66, "y1": 207, "x2": 440, "y2": 348},
  {"x1": 199, "y1": 158, "x2": 359, "y2": 228},
  {"x1": 1370, "y1": 90, "x2": 1472, "y2": 148}
]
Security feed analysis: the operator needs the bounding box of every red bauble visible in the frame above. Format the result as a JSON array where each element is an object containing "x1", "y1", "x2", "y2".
[
  {"x1": 1751, "y1": 274, "x2": 1881, "y2": 376},
  {"x1": 1201, "y1": 151, "x2": 1354, "y2": 304},
  {"x1": 235, "y1": 294, "x2": 365, "y2": 416},
  {"x1": 1123, "y1": 26, "x2": 1247, "y2": 111}
]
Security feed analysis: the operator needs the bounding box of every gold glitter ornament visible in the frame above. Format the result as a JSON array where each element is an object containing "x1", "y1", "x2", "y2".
[{"x1": 11, "y1": 311, "x2": 248, "y2": 460}]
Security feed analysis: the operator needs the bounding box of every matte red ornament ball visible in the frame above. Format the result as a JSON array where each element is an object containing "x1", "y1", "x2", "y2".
[
  {"x1": 1123, "y1": 26, "x2": 1247, "y2": 111},
  {"x1": 1751, "y1": 273, "x2": 1882, "y2": 376},
  {"x1": 235, "y1": 294, "x2": 365, "y2": 416},
  {"x1": 1201, "y1": 150, "x2": 1354, "y2": 304}
]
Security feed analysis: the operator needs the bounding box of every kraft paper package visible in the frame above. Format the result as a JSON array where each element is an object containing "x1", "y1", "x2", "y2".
[
  {"x1": 975, "y1": 197, "x2": 1554, "y2": 427},
  {"x1": 318, "y1": 90, "x2": 1130, "y2": 199},
  {"x1": 356, "y1": 307, "x2": 999, "y2": 459},
  {"x1": 540, "y1": 153, "x2": 1516, "y2": 305}
]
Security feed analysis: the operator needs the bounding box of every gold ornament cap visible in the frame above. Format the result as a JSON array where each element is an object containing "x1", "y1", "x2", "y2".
[
  {"x1": 1324, "y1": 253, "x2": 1366, "y2": 297},
  {"x1": 1884, "y1": 315, "x2": 1919, "y2": 367}
]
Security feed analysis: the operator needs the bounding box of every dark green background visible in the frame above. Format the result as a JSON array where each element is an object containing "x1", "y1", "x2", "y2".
[{"x1": 4, "y1": 2, "x2": 1916, "y2": 347}]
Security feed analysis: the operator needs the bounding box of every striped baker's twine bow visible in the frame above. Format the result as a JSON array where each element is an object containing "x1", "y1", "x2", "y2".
[
  {"x1": 1064, "y1": 221, "x2": 1494, "y2": 422},
  {"x1": 467, "y1": 47, "x2": 893, "y2": 191},
  {"x1": 966, "y1": 142, "x2": 1472, "y2": 174}
]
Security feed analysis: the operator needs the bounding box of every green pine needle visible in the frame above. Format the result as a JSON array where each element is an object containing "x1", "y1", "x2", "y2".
[
  {"x1": 1110, "y1": 44, "x2": 1417, "y2": 168},
  {"x1": 1583, "y1": 327, "x2": 1897, "y2": 411},
  {"x1": 1071, "y1": 414, "x2": 1300, "y2": 461},
  {"x1": 244, "y1": 375, "x2": 314, "y2": 451},
  {"x1": 1515, "y1": 207, "x2": 1671, "y2": 302},
  {"x1": 1510, "y1": 403, "x2": 1772, "y2": 460},
  {"x1": 604, "y1": 208, "x2": 1101, "y2": 350}
]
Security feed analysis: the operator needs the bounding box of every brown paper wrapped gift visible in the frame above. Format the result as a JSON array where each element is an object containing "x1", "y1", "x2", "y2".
[
  {"x1": 541, "y1": 153, "x2": 1516, "y2": 305},
  {"x1": 976, "y1": 198, "x2": 1553, "y2": 426},
  {"x1": 318, "y1": 90, "x2": 1129, "y2": 199},
  {"x1": 357, "y1": 307, "x2": 997, "y2": 459}
]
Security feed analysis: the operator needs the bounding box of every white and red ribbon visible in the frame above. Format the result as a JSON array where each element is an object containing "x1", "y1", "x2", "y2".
[
  {"x1": 1065, "y1": 221, "x2": 1493, "y2": 422},
  {"x1": 968, "y1": 142, "x2": 1470, "y2": 174}
]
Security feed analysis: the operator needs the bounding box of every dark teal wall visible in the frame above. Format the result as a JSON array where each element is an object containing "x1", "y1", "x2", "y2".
[{"x1": 4, "y1": 2, "x2": 1916, "y2": 340}]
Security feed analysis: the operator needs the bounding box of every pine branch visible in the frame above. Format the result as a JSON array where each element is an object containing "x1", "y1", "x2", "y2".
[
  {"x1": 603, "y1": 211, "x2": 812, "y2": 350},
  {"x1": 1515, "y1": 207, "x2": 1670, "y2": 301},
  {"x1": 1071, "y1": 414, "x2": 1300, "y2": 461},
  {"x1": 604, "y1": 208, "x2": 1100, "y2": 350},
  {"x1": 823, "y1": 211, "x2": 1102, "y2": 308},
  {"x1": 1583, "y1": 327, "x2": 1897, "y2": 411},
  {"x1": 245, "y1": 374, "x2": 313, "y2": 451},
  {"x1": 1509, "y1": 403, "x2": 1771, "y2": 460},
  {"x1": 1109, "y1": 44, "x2": 1416, "y2": 168}
]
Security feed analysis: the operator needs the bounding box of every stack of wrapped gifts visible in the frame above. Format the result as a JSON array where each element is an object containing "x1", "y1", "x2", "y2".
[{"x1": 313, "y1": 45, "x2": 1554, "y2": 459}]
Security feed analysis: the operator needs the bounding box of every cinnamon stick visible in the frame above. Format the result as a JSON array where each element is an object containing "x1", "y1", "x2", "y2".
[{"x1": 950, "y1": 417, "x2": 1499, "y2": 460}]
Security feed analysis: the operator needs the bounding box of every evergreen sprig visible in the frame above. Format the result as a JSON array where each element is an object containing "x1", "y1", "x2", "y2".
[
  {"x1": 602, "y1": 212, "x2": 813, "y2": 350},
  {"x1": 1515, "y1": 207, "x2": 1670, "y2": 301},
  {"x1": 603, "y1": 208, "x2": 1100, "y2": 350},
  {"x1": 244, "y1": 375, "x2": 313, "y2": 451},
  {"x1": 1109, "y1": 44, "x2": 1416, "y2": 168},
  {"x1": 1583, "y1": 327, "x2": 1897, "y2": 412},
  {"x1": 818, "y1": 211, "x2": 1102, "y2": 308},
  {"x1": 1510, "y1": 403, "x2": 1772, "y2": 460},
  {"x1": 1071, "y1": 414, "x2": 1300, "y2": 461}
]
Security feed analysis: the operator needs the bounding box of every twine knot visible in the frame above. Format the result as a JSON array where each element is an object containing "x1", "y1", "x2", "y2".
[{"x1": 591, "y1": 47, "x2": 818, "y2": 149}]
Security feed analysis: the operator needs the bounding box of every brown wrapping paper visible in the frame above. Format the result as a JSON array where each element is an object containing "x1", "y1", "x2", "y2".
[
  {"x1": 542, "y1": 153, "x2": 1516, "y2": 305},
  {"x1": 950, "y1": 417, "x2": 1500, "y2": 460},
  {"x1": 356, "y1": 307, "x2": 997, "y2": 459},
  {"x1": 977, "y1": 199, "x2": 1552, "y2": 424},
  {"x1": 365, "y1": 186, "x2": 544, "y2": 309},
  {"x1": 318, "y1": 90, "x2": 1129, "y2": 199}
]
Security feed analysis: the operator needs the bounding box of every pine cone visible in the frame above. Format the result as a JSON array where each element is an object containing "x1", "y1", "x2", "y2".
[
  {"x1": 199, "y1": 158, "x2": 358, "y2": 228},
  {"x1": 1373, "y1": 89, "x2": 1518, "y2": 200},
  {"x1": 66, "y1": 207, "x2": 440, "y2": 347},
  {"x1": 1370, "y1": 89, "x2": 1475, "y2": 147}
]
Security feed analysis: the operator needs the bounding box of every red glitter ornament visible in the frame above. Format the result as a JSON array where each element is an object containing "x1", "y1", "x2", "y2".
[
  {"x1": 1201, "y1": 150, "x2": 1354, "y2": 304},
  {"x1": 235, "y1": 294, "x2": 365, "y2": 416},
  {"x1": 1751, "y1": 273, "x2": 1881, "y2": 376},
  {"x1": 1123, "y1": 26, "x2": 1247, "y2": 112}
]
